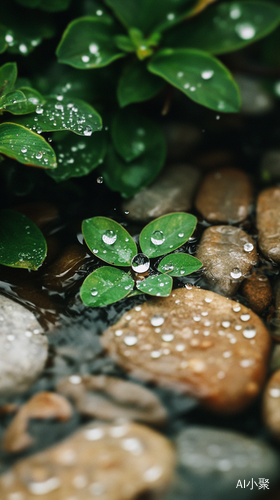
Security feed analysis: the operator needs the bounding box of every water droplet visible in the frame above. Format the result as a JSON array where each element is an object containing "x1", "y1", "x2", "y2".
[
  {"x1": 89, "y1": 43, "x2": 99, "y2": 54},
  {"x1": 19, "y1": 43, "x2": 28, "y2": 54},
  {"x1": 5, "y1": 34, "x2": 13, "y2": 43},
  {"x1": 151, "y1": 350, "x2": 161, "y2": 358},
  {"x1": 150, "y1": 314, "x2": 165, "y2": 327},
  {"x1": 235, "y1": 22, "x2": 256, "y2": 40},
  {"x1": 178, "y1": 232, "x2": 184, "y2": 238},
  {"x1": 167, "y1": 12, "x2": 175, "y2": 20},
  {"x1": 83, "y1": 125, "x2": 92, "y2": 136},
  {"x1": 230, "y1": 267, "x2": 242, "y2": 279},
  {"x1": 243, "y1": 327, "x2": 256, "y2": 339},
  {"x1": 233, "y1": 305, "x2": 241, "y2": 312},
  {"x1": 162, "y1": 333, "x2": 174, "y2": 342},
  {"x1": 151, "y1": 230, "x2": 165, "y2": 246},
  {"x1": 82, "y1": 55, "x2": 90, "y2": 63},
  {"x1": 201, "y1": 69, "x2": 214, "y2": 80},
  {"x1": 131, "y1": 253, "x2": 150, "y2": 273},
  {"x1": 230, "y1": 5, "x2": 241, "y2": 19},
  {"x1": 124, "y1": 335, "x2": 138, "y2": 346},
  {"x1": 244, "y1": 242, "x2": 254, "y2": 252},
  {"x1": 269, "y1": 388, "x2": 280, "y2": 398},
  {"x1": 177, "y1": 71, "x2": 184, "y2": 78},
  {"x1": 240, "y1": 314, "x2": 250, "y2": 322},
  {"x1": 204, "y1": 297, "x2": 213, "y2": 303},
  {"x1": 91, "y1": 288, "x2": 98, "y2": 296},
  {"x1": 21, "y1": 147, "x2": 27, "y2": 153},
  {"x1": 102, "y1": 229, "x2": 117, "y2": 245},
  {"x1": 222, "y1": 321, "x2": 231, "y2": 328},
  {"x1": 35, "y1": 151, "x2": 43, "y2": 160},
  {"x1": 193, "y1": 315, "x2": 201, "y2": 322},
  {"x1": 36, "y1": 105, "x2": 44, "y2": 114},
  {"x1": 97, "y1": 176, "x2": 103, "y2": 184}
]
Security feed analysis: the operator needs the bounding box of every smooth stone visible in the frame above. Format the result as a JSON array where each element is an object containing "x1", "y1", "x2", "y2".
[
  {"x1": 263, "y1": 369, "x2": 280, "y2": 441},
  {"x1": 0, "y1": 295, "x2": 48, "y2": 398},
  {"x1": 122, "y1": 164, "x2": 201, "y2": 221},
  {"x1": 234, "y1": 74, "x2": 274, "y2": 115},
  {"x1": 257, "y1": 187, "x2": 280, "y2": 263},
  {"x1": 240, "y1": 271, "x2": 272, "y2": 314},
  {"x1": 2, "y1": 391, "x2": 73, "y2": 453},
  {"x1": 56, "y1": 374, "x2": 167, "y2": 425},
  {"x1": 173, "y1": 426, "x2": 279, "y2": 500},
  {"x1": 162, "y1": 122, "x2": 201, "y2": 161},
  {"x1": 195, "y1": 167, "x2": 253, "y2": 223},
  {"x1": 101, "y1": 287, "x2": 271, "y2": 414},
  {"x1": 260, "y1": 149, "x2": 280, "y2": 182},
  {"x1": 0, "y1": 421, "x2": 175, "y2": 499},
  {"x1": 43, "y1": 244, "x2": 91, "y2": 291},
  {"x1": 270, "y1": 345, "x2": 280, "y2": 372},
  {"x1": 196, "y1": 226, "x2": 258, "y2": 296},
  {"x1": 272, "y1": 276, "x2": 280, "y2": 342}
]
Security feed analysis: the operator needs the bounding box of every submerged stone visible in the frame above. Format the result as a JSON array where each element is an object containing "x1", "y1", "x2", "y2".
[
  {"x1": 196, "y1": 226, "x2": 258, "y2": 296},
  {"x1": 0, "y1": 421, "x2": 175, "y2": 499},
  {"x1": 240, "y1": 270, "x2": 272, "y2": 314},
  {"x1": 195, "y1": 167, "x2": 253, "y2": 223},
  {"x1": 122, "y1": 164, "x2": 201, "y2": 221},
  {"x1": 101, "y1": 288, "x2": 270, "y2": 414},
  {"x1": 257, "y1": 187, "x2": 280, "y2": 263},
  {"x1": 0, "y1": 295, "x2": 48, "y2": 398}
]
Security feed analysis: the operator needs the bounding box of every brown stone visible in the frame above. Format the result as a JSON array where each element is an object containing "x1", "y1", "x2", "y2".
[
  {"x1": 122, "y1": 164, "x2": 201, "y2": 221},
  {"x1": 101, "y1": 287, "x2": 271, "y2": 414},
  {"x1": 0, "y1": 421, "x2": 175, "y2": 499},
  {"x1": 56, "y1": 374, "x2": 167, "y2": 425},
  {"x1": 263, "y1": 369, "x2": 280, "y2": 440},
  {"x1": 240, "y1": 270, "x2": 272, "y2": 314},
  {"x1": 2, "y1": 392, "x2": 73, "y2": 453},
  {"x1": 195, "y1": 167, "x2": 253, "y2": 223},
  {"x1": 257, "y1": 187, "x2": 280, "y2": 263},
  {"x1": 196, "y1": 225, "x2": 258, "y2": 296},
  {"x1": 43, "y1": 244, "x2": 90, "y2": 291}
]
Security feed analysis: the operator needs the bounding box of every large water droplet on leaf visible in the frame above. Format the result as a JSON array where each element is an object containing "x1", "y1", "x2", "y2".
[
  {"x1": 102, "y1": 230, "x2": 117, "y2": 245},
  {"x1": 131, "y1": 253, "x2": 150, "y2": 273},
  {"x1": 151, "y1": 230, "x2": 165, "y2": 246}
]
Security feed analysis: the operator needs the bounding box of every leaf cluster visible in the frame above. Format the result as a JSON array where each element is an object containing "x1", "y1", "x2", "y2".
[{"x1": 80, "y1": 212, "x2": 202, "y2": 307}]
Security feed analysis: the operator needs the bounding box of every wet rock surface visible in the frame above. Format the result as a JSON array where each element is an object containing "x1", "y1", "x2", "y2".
[
  {"x1": 171, "y1": 426, "x2": 279, "y2": 500},
  {"x1": 2, "y1": 392, "x2": 73, "y2": 453},
  {"x1": 43, "y1": 244, "x2": 91, "y2": 291},
  {"x1": 195, "y1": 167, "x2": 253, "y2": 223},
  {"x1": 0, "y1": 421, "x2": 175, "y2": 500},
  {"x1": 0, "y1": 295, "x2": 48, "y2": 398},
  {"x1": 56, "y1": 374, "x2": 167, "y2": 425},
  {"x1": 122, "y1": 164, "x2": 201, "y2": 221},
  {"x1": 257, "y1": 187, "x2": 280, "y2": 263},
  {"x1": 101, "y1": 287, "x2": 271, "y2": 413},
  {"x1": 196, "y1": 226, "x2": 258, "y2": 296},
  {"x1": 263, "y1": 369, "x2": 280, "y2": 441},
  {"x1": 240, "y1": 271, "x2": 272, "y2": 314}
]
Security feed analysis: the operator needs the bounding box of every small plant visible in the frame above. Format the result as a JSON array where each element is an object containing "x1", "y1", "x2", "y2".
[{"x1": 80, "y1": 213, "x2": 202, "y2": 307}]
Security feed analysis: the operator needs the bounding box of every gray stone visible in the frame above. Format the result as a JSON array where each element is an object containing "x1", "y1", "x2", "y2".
[
  {"x1": 171, "y1": 426, "x2": 279, "y2": 500},
  {"x1": 122, "y1": 164, "x2": 201, "y2": 221},
  {"x1": 0, "y1": 295, "x2": 48, "y2": 398},
  {"x1": 235, "y1": 74, "x2": 274, "y2": 115}
]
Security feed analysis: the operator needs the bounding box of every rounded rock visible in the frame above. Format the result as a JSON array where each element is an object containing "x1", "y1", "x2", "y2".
[
  {"x1": 0, "y1": 295, "x2": 48, "y2": 397},
  {"x1": 101, "y1": 288, "x2": 271, "y2": 413},
  {"x1": 195, "y1": 167, "x2": 253, "y2": 223},
  {"x1": 257, "y1": 187, "x2": 280, "y2": 263},
  {"x1": 240, "y1": 270, "x2": 272, "y2": 314},
  {"x1": 263, "y1": 369, "x2": 280, "y2": 441}
]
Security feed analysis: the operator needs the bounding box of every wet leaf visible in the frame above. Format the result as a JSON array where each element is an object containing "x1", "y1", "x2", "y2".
[
  {"x1": 82, "y1": 216, "x2": 137, "y2": 267},
  {"x1": 12, "y1": 95, "x2": 102, "y2": 135},
  {"x1": 190, "y1": 0, "x2": 217, "y2": 16},
  {"x1": 164, "y1": 1, "x2": 280, "y2": 54},
  {"x1": 47, "y1": 131, "x2": 107, "y2": 182},
  {"x1": 136, "y1": 273, "x2": 173, "y2": 297},
  {"x1": 56, "y1": 16, "x2": 124, "y2": 69},
  {"x1": 112, "y1": 107, "x2": 165, "y2": 162},
  {"x1": 0, "y1": 87, "x2": 45, "y2": 114},
  {"x1": 80, "y1": 266, "x2": 134, "y2": 307},
  {"x1": 139, "y1": 212, "x2": 197, "y2": 258},
  {"x1": 0, "y1": 209, "x2": 47, "y2": 270},
  {"x1": 0, "y1": 62, "x2": 17, "y2": 96},
  {"x1": 148, "y1": 48, "x2": 240, "y2": 112},
  {"x1": 0, "y1": 123, "x2": 57, "y2": 168},
  {"x1": 104, "y1": 0, "x2": 197, "y2": 34},
  {"x1": 158, "y1": 253, "x2": 202, "y2": 276},
  {"x1": 117, "y1": 59, "x2": 165, "y2": 107},
  {"x1": 102, "y1": 135, "x2": 166, "y2": 199}
]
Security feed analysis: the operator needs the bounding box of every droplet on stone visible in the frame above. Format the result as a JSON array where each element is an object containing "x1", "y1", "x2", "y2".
[
  {"x1": 240, "y1": 314, "x2": 251, "y2": 322},
  {"x1": 151, "y1": 315, "x2": 165, "y2": 327},
  {"x1": 243, "y1": 327, "x2": 256, "y2": 339},
  {"x1": 244, "y1": 242, "x2": 254, "y2": 252},
  {"x1": 230, "y1": 267, "x2": 242, "y2": 279}
]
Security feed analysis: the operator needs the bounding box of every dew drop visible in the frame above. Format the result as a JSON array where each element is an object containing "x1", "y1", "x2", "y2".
[
  {"x1": 178, "y1": 232, "x2": 184, "y2": 238},
  {"x1": 150, "y1": 314, "x2": 165, "y2": 327},
  {"x1": 240, "y1": 313, "x2": 250, "y2": 322},
  {"x1": 21, "y1": 147, "x2": 27, "y2": 153},
  {"x1": 242, "y1": 327, "x2": 256, "y2": 339},
  {"x1": 82, "y1": 55, "x2": 90, "y2": 63},
  {"x1": 244, "y1": 242, "x2": 254, "y2": 252},
  {"x1": 151, "y1": 230, "x2": 165, "y2": 246},
  {"x1": 35, "y1": 151, "x2": 43, "y2": 160},
  {"x1": 89, "y1": 43, "x2": 99, "y2": 54},
  {"x1": 230, "y1": 5, "x2": 241, "y2": 19},
  {"x1": 131, "y1": 253, "x2": 150, "y2": 273},
  {"x1": 124, "y1": 335, "x2": 138, "y2": 346},
  {"x1": 97, "y1": 176, "x2": 103, "y2": 184},
  {"x1": 230, "y1": 267, "x2": 242, "y2": 279},
  {"x1": 235, "y1": 22, "x2": 256, "y2": 40},
  {"x1": 161, "y1": 333, "x2": 174, "y2": 342},
  {"x1": 222, "y1": 321, "x2": 231, "y2": 328},
  {"x1": 201, "y1": 69, "x2": 214, "y2": 80},
  {"x1": 233, "y1": 305, "x2": 241, "y2": 312},
  {"x1": 102, "y1": 229, "x2": 117, "y2": 245},
  {"x1": 91, "y1": 288, "x2": 98, "y2": 297},
  {"x1": 269, "y1": 388, "x2": 280, "y2": 398}
]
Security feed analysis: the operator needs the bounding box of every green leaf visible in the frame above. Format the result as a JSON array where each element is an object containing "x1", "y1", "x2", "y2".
[
  {"x1": 164, "y1": 1, "x2": 280, "y2": 55},
  {"x1": 0, "y1": 123, "x2": 57, "y2": 168},
  {"x1": 139, "y1": 212, "x2": 197, "y2": 258},
  {"x1": 56, "y1": 16, "x2": 124, "y2": 69},
  {"x1": 136, "y1": 273, "x2": 173, "y2": 297},
  {"x1": 148, "y1": 48, "x2": 241, "y2": 112},
  {"x1": 0, "y1": 209, "x2": 47, "y2": 270},
  {"x1": 12, "y1": 95, "x2": 102, "y2": 135},
  {"x1": 111, "y1": 107, "x2": 164, "y2": 162},
  {"x1": 0, "y1": 62, "x2": 17, "y2": 97},
  {"x1": 158, "y1": 253, "x2": 202, "y2": 276},
  {"x1": 117, "y1": 59, "x2": 165, "y2": 107},
  {"x1": 104, "y1": 0, "x2": 197, "y2": 35},
  {"x1": 102, "y1": 139, "x2": 166, "y2": 198},
  {"x1": 82, "y1": 216, "x2": 137, "y2": 267},
  {"x1": 0, "y1": 87, "x2": 45, "y2": 114},
  {"x1": 80, "y1": 266, "x2": 134, "y2": 307},
  {"x1": 46, "y1": 131, "x2": 107, "y2": 182}
]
